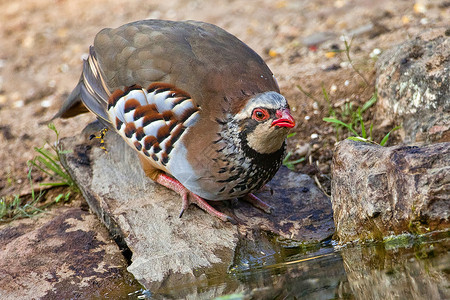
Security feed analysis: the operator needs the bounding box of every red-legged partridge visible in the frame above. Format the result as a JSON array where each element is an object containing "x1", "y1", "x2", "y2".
[{"x1": 55, "y1": 20, "x2": 295, "y2": 222}]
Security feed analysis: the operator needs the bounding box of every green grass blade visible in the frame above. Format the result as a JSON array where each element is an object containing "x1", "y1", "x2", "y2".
[
  {"x1": 29, "y1": 160, "x2": 54, "y2": 177},
  {"x1": 362, "y1": 91, "x2": 378, "y2": 112},
  {"x1": 358, "y1": 108, "x2": 366, "y2": 139},
  {"x1": 39, "y1": 182, "x2": 69, "y2": 187},
  {"x1": 347, "y1": 136, "x2": 371, "y2": 143},
  {"x1": 321, "y1": 84, "x2": 330, "y2": 104},
  {"x1": 34, "y1": 156, "x2": 66, "y2": 178},
  {"x1": 287, "y1": 132, "x2": 297, "y2": 139},
  {"x1": 283, "y1": 151, "x2": 293, "y2": 163},
  {"x1": 287, "y1": 157, "x2": 306, "y2": 165},
  {"x1": 380, "y1": 126, "x2": 401, "y2": 146},
  {"x1": 369, "y1": 122, "x2": 374, "y2": 141},
  {"x1": 323, "y1": 118, "x2": 358, "y2": 136}
]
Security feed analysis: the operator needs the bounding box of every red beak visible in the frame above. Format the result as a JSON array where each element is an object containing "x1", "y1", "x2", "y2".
[{"x1": 272, "y1": 109, "x2": 295, "y2": 128}]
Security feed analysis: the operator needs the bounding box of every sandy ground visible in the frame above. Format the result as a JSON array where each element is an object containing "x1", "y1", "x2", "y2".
[{"x1": 0, "y1": 0, "x2": 448, "y2": 201}]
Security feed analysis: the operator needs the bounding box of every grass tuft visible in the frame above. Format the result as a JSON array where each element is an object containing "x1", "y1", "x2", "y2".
[
  {"x1": 323, "y1": 91, "x2": 401, "y2": 146},
  {"x1": 0, "y1": 123, "x2": 78, "y2": 221}
]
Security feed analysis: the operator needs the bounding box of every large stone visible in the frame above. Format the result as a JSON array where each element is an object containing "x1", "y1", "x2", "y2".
[
  {"x1": 59, "y1": 122, "x2": 334, "y2": 293},
  {"x1": 331, "y1": 140, "x2": 449, "y2": 244},
  {"x1": 376, "y1": 28, "x2": 450, "y2": 143},
  {"x1": 0, "y1": 202, "x2": 140, "y2": 299}
]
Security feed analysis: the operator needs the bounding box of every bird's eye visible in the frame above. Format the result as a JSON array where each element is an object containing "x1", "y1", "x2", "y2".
[{"x1": 252, "y1": 108, "x2": 269, "y2": 121}]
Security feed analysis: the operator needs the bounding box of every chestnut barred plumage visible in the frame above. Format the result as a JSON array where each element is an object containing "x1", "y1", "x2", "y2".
[{"x1": 54, "y1": 19, "x2": 295, "y2": 222}]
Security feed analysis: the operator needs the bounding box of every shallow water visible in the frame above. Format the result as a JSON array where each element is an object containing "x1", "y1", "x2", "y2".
[{"x1": 124, "y1": 232, "x2": 449, "y2": 299}]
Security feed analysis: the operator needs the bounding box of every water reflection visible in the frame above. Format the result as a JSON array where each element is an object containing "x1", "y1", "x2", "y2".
[
  {"x1": 137, "y1": 234, "x2": 449, "y2": 299},
  {"x1": 340, "y1": 236, "x2": 449, "y2": 300}
]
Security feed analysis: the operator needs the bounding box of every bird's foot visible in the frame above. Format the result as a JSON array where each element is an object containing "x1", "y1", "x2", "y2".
[
  {"x1": 241, "y1": 193, "x2": 273, "y2": 214},
  {"x1": 155, "y1": 173, "x2": 236, "y2": 224}
]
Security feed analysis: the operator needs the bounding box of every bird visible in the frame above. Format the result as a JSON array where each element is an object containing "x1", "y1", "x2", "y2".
[{"x1": 54, "y1": 19, "x2": 295, "y2": 223}]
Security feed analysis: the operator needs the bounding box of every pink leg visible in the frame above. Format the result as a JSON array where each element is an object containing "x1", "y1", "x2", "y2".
[
  {"x1": 155, "y1": 173, "x2": 236, "y2": 223},
  {"x1": 242, "y1": 193, "x2": 273, "y2": 214}
]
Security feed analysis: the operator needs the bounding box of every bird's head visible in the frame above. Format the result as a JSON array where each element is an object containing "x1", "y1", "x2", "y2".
[{"x1": 234, "y1": 91, "x2": 295, "y2": 154}]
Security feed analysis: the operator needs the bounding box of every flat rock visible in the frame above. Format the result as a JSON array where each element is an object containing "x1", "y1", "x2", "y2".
[
  {"x1": 0, "y1": 202, "x2": 139, "y2": 300},
  {"x1": 59, "y1": 122, "x2": 334, "y2": 292},
  {"x1": 331, "y1": 140, "x2": 450, "y2": 244},
  {"x1": 376, "y1": 27, "x2": 450, "y2": 143}
]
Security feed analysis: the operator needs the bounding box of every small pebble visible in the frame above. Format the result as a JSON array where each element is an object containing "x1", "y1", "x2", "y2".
[
  {"x1": 304, "y1": 115, "x2": 310, "y2": 120},
  {"x1": 414, "y1": 2, "x2": 427, "y2": 13},
  {"x1": 13, "y1": 100, "x2": 24, "y2": 108},
  {"x1": 420, "y1": 18, "x2": 428, "y2": 25},
  {"x1": 344, "y1": 80, "x2": 350, "y2": 86},
  {"x1": 402, "y1": 15, "x2": 411, "y2": 24},
  {"x1": 41, "y1": 99, "x2": 52, "y2": 108},
  {"x1": 340, "y1": 61, "x2": 350, "y2": 68},
  {"x1": 295, "y1": 143, "x2": 311, "y2": 157},
  {"x1": 48, "y1": 80, "x2": 56, "y2": 88},
  {"x1": 59, "y1": 63, "x2": 69, "y2": 73},
  {"x1": 312, "y1": 102, "x2": 319, "y2": 109},
  {"x1": 370, "y1": 48, "x2": 381, "y2": 58},
  {"x1": 268, "y1": 49, "x2": 278, "y2": 57},
  {"x1": 311, "y1": 133, "x2": 319, "y2": 139}
]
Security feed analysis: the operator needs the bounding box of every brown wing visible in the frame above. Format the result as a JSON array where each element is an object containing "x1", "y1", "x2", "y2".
[{"x1": 93, "y1": 20, "x2": 280, "y2": 115}]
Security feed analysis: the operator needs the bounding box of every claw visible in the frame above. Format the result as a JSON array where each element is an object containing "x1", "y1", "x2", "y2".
[
  {"x1": 156, "y1": 173, "x2": 235, "y2": 223},
  {"x1": 242, "y1": 193, "x2": 273, "y2": 214},
  {"x1": 179, "y1": 192, "x2": 189, "y2": 218}
]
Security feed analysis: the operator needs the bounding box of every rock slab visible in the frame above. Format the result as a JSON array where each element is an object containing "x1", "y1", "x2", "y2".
[
  {"x1": 331, "y1": 140, "x2": 449, "y2": 244},
  {"x1": 376, "y1": 28, "x2": 450, "y2": 143},
  {"x1": 0, "y1": 203, "x2": 138, "y2": 300},
  {"x1": 59, "y1": 123, "x2": 334, "y2": 293}
]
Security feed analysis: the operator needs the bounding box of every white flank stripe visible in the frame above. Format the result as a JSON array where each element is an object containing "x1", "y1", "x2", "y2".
[
  {"x1": 153, "y1": 91, "x2": 171, "y2": 112},
  {"x1": 170, "y1": 123, "x2": 184, "y2": 134},
  {"x1": 164, "y1": 96, "x2": 178, "y2": 108},
  {"x1": 129, "y1": 132, "x2": 138, "y2": 144},
  {"x1": 143, "y1": 120, "x2": 166, "y2": 138},
  {"x1": 172, "y1": 99, "x2": 194, "y2": 118},
  {"x1": 183, "y1": 111, "x2": 200, "y2": 127},
  {"x1": 118, "y1": 122, "x2": 126, "y2": 137},
  {"x1": 133, "y1": 117, "x2": 143, "y2": 128},
  {"x1": 124, "y1": 110, "x2": 135, "y2": 123},
  {"x1": 114, "y1": 96, "x2": 126, "y2": 122},
  {"x1": 127, "y1": 89, "x2": 148, "y2": 106}
]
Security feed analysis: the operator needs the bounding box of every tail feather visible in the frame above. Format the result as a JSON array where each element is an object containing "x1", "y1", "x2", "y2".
[
  {"x1": 51, "y1": 47, "x2": 112, "y2": 126},
  {"x1": 50, "y1": 77, "x2": 88, "y2": 119}
]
